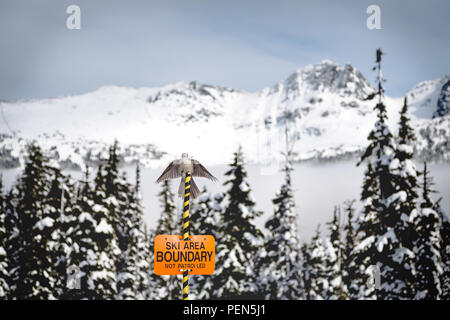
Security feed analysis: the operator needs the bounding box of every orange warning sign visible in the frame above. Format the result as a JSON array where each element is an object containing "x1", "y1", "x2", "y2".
[{"x1": 154, "y1": 235, "x2": 215, "y2": 275}]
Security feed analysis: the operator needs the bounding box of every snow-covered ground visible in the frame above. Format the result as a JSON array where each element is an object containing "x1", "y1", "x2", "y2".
[{"x1": 2, "y1": 160, "x2": 449, "y2": 242}]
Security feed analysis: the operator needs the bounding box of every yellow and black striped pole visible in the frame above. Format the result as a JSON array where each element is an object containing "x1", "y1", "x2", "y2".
[{"x1": 182, "y1": 171, "x2": 191, "y2": 300}]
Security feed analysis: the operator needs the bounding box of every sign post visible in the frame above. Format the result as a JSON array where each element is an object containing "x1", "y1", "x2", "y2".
[
  {"x1": 155, "y1": 154, "x2": 217, "y2": 300},
  {"x1": 182, "y1": 172, "x2": 191, "y2": 300}
]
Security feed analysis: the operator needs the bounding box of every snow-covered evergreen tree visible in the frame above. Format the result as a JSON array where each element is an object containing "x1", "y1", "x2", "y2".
[
  {"x1": 43, "y1": 167, "x2": 71, "y2": 297},
  {"x1": 353, "y1": 163, "x2": 378, "y2": 299},
  {"x1": 0, "y1": 176, "x2": 9, "y2": 299},
  {"x1": 394, "y1": 97, "x2": 419, "y2": 223},
  {"x1": 14, "y1": 144, "x2": 60, "y2": 299},
  {"x1": 155, "y1": 180, "x2": 179, "y2": 236},
  {"x1": 341, "y1": 200, "x2": 360, "y2": 299},
  {"x1": 114, "y1": 163, "x2": 151, "y2": 299},
  {"x1": 357, "y1": 49, "x2": 415, "y2": 299},
  {"x1": 150, "y1": 179, "x2": 181, "y2": 300},
  {"x1": 4, "y1": 187, "x2": 21, "y2": 299},
  {"x1": 132, "y1": 223, "x2": 151, "y2": 300},
  {"x1": 190, "y1": 188, "x2": 223, "y2": 239},
  {"x1": 130, "y1": 164, "x2": 151, "y2": 300},
  {"x1": 90, "y1": 164, "x2": 120, "y2": 299},
  {"x1": 438, "y1": 205, "x2": 450, "y2": 300},
  {"x1": 299, "y1": 243, "x2": 313, "y2": 299},
  {"x1": 89, "y1": 143, "x2": 148, "y2": 299},
  {"x1": 146, "y1": 228, "x2": 158, "y2": 300},
  {"x1": 103, "y1": 143, "x2": 127, "y2": 249},
  {"x1": 63, "y1": 166, "x2": 96, "y2": 299},
  {"x1": 324, "y1": 206, "x2": 346, "y2": 300},
  {"x1": 54, "y1": 174, "x2": 78, "y2": 299},
  {"x1": 393, "y1": 96, "x2": 419, "y2": 289},
  {"x1": 190, "y1": 189, "x2": 224, "y2": 299},
  {"x1": 113, "y1": 173, "x2": 140, "y2": 300},
  {"x1": 305, "y1": 226, "x2": 328, "y2": 300},
  {"x1": 98, "y1": 143, "x2": 133, "y2": 299},
  {"x1": 212, "y1": 147, "x2": 264, "y2": 299},
  {"x1": 411, "y1": 162, "x2": 443, "y2": 299},
  {"x1": 256, "y1": 162, "x2": 302, "y2": 299},
  {"x1": 64, "y1": 164, "x2": 118, "y2": 299}
]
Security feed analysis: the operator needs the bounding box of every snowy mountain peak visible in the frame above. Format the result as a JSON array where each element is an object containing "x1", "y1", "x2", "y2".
[
  {"x1": 145, "y1": 80, "x2": 239, "y2": 124},
  {"x1": 405, "y1": 75, "x2": 450, "y2": 119},
  {"x1": 273, "y1": 61, "x2": 373, "y2": 101},
  {"x1": 434, "y1": 78, "x2": 450, "y2": 118},
  {"x1": 0, "y1": 62, "x2": 449, "y2": 169}
]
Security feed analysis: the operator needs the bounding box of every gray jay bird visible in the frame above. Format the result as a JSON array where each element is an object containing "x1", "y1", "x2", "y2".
[{"x1": 156, "y1": 153, "x2": 217, "y2": 199}]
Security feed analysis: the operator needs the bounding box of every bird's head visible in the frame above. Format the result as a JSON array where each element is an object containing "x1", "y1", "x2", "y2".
[{"x1": 181, "y1": 153, "x2": 189, "y2": 158}]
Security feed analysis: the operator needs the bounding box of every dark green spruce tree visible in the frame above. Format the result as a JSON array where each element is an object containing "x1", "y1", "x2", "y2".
[
  {"x1": 64, "y1": 165, "x2": 98, "y2": 299},
  {"x1": 0, "y1": 176, "x2": 9, "y2": 299},
  {"x1": 305, "y1": 225, "x2": 328, "y2": 299},
  {"x1": 357, "y1": 49, "x2": 415, "y2": 299},
  {"x1": 154, "y1": 180, "x2": 179, "y2": 236},
  {"x1": 130, "y1": 164, "x2": 151, "y2": 300},
  {"x1": 114, "y1": 172, "x2": 139, "y2": 300},
  {"x1": 341, "y1": 200, "x2": 360, "y2": 299},
  {"x1": 438, "y1": 205, "x2": 450, "y2": 300},
  {"x1": 14, "y1": 144, "x2": 60, "y2": 299},
  {"x1": 95, "y1": 142, "x2": 148, "y2": 299},
  {"x1": 113, "y1": 163, "x2": 152, "y2": 299},
  {"x1": 100, "y1": 143, "x2": 131, "y2": 299},
  {"x1": 43, "y1": 167, "x2": 76, "y2": 298},
  {"x1": 190, "y1": 188, "x2": 224, "y2": 299},
  {"x1": 392, "y1": 96, "x2": 419, "y2": 292},
  {"x1": 353, "y1": 162, "x2": 378, "y2": 299},
  {"x1": 411, "y1": 162, "x2": 443, "y2": 299},
  {"x1": 324, "y1": 206, "x2": 347, "y2": 300},
  {"x1": 212, "y1": 147, "x2": 264, "y2": 299},
  {"x1": 256, "y1": 161, "x2": 302, "y2": 299},
  {"x1": 4, "y1": 187, "x2": 21, "y2": 299},
  {"x1": 394, "y1": 96, "x2": 419, "y2": 226},
  {"x1": 190, "y1": 188, "x2": 224, "y2": 238},
  {"x1": 422, "y1": 163, "x2": 450, "y2": 300},
  {"x1": 65, "y1": 165, "x2": 119, "y2": 299},
  {"x1": 150, "y1": 179, "x2": 180, "y2": 300},
  {"x1": 300, "y1": 242, "x2": 313, "y2": 299},
  {"x1": 90, "y1": 163, "x2": 121, "y2": 299}
]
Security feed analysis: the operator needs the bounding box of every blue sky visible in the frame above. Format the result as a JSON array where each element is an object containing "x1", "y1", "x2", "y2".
[{"x1": 0, "y1": 0, "x2": 449, "y2": 100}]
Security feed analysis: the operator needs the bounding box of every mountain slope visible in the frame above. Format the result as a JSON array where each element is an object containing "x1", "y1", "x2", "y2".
[{"x1": 0, "y1": 60, "x2": 449, "y2": 169}]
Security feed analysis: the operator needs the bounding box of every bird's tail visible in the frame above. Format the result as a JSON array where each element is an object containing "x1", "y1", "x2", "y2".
[{"x1": 178, "y1": 177, "x2": 201, "y2": 199}]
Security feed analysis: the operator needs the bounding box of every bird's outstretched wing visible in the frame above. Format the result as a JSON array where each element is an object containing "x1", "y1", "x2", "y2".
[
  {"x1": 192, "y1": 159, "x2": 218, "y2": 182},
  {"x1": 156, "y1": 161, "x2": 181, "y2": 183}
]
